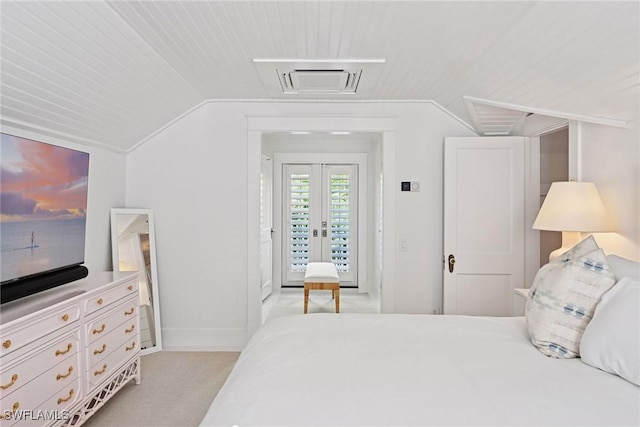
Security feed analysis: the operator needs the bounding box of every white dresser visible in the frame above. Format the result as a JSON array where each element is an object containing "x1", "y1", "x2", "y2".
[{"x1": 0, "y1": 272, "x2": 140, "y2": 426}]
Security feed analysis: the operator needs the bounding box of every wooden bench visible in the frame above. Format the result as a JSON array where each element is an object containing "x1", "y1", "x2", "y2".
[{"x1": 303, "y1": 262, "x2": 340, "y2": 314}]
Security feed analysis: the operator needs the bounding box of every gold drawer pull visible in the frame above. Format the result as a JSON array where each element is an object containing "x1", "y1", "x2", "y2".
[
  {"x1": 125, "y1": 342, "x2": 136, "y2": 351},
  {"x1": 56, "y1": 366, "x2": 73, "y2": 381},
  {"x1": 125, "y1": 307, "x2": 135, "y2": 316},
  {"x1": 93, "y1": 344, "x2": 107, "y2": 355},
  {"x1": 62, "y1": 313, "x2": 69, "y2": 321},
  {"x1": 125, "y1": 324, "x2": 135, "y2": 334},
  {"x1": 0, "y1": 402, "x2": 19, "y2": 419},
  {"x1": 1, "y1": 374, "x2": 18, "y2": 390},
  {"x1": 94, "y1": 364, "x2": 107, "y2": 376},
  {"x1": 55, "y1": 342, "x2": 73, "y2": 356},
  {"x1": 128, "y1": 285, "x2": 133, "y2": 291},
  {"x1": 97, "y1": 298, "x2": 104, "y2": 305},
  {"x1": 92, "y1": 323, "x2": 106, "y2": 334},
  {"x1": 57, "y1": 388, "x2": 74, "y2": 405},
  {"x1": 2, "y1": 340, "x2": 11, "y2": 349}
]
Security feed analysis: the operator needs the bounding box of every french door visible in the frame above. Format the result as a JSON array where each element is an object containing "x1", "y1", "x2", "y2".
[{"x1": 283, "y1": 163, "x2": 358, "y2": 287}]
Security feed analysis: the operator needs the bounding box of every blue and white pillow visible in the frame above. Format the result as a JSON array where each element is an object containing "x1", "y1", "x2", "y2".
[{"x1": 526, "y1": 236, "x2": 617, "y2": 358}]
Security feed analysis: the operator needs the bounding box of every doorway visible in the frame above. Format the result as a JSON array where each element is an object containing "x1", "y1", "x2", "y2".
[
  {"x1": 246, "y1": 116, "x2": 397, "y2": 338},
  {"x1": 282, "y1": 163, "x2": 358, "y2": 287}
]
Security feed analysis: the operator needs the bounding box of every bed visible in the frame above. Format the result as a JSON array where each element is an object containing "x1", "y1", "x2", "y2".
[{"x1": 201, "y1": 250, "x2": 640, "y2": 426}]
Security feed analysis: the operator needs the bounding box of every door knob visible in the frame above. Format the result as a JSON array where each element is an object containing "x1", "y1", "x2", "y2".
[{"x1": 448, "y1": 254, "x2": 456, "y2": 273}]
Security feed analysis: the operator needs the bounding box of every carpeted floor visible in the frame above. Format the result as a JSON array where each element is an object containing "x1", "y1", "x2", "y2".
[{"x1": 83, "y1": 351, "x2": 239, "y2": 427}]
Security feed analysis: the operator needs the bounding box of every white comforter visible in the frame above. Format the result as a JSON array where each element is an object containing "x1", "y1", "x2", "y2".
[{"x1": 201, "y1": 314, "x2": 640, "y2": 426}]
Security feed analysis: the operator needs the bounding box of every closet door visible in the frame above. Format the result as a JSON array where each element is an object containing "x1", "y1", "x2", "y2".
[
  {"x1": 443, "y1": 137, "x2": 525, "y2": 316},
  {"x1": 282, "y1": 164, "x2": 358, "y2": 286}
]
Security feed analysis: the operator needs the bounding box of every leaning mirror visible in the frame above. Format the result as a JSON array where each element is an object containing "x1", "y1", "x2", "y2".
[{"x1": 111, "y1": 208, "x2": 162, "y2": 355}]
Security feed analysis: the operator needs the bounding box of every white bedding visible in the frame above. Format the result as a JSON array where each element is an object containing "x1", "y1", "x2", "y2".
[{"x1": 201, "y1": 314, "x2": 640, "y2": 426}]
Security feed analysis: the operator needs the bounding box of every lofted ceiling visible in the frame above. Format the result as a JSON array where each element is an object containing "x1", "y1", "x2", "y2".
[{"x1": 1, "y1": 1, "x2": 638, "y2": 153}]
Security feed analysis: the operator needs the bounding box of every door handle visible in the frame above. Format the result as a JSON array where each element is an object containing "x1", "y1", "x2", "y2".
[
  {"x1": 448, "y1": 254, "x2": 456, "y2": 273},
  {"x1": 313, "y1": 229, "x2": 318, "y2": 237}
]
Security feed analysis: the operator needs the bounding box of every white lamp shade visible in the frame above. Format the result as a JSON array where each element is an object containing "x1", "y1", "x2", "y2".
[{"x1": 533, "y1": 181, "x2": 614, "y2": 232}]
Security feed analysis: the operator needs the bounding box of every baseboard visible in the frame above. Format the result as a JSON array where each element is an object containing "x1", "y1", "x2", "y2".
[{"x1": 161, "y1": 327, "x2": 247, "y2": 351}]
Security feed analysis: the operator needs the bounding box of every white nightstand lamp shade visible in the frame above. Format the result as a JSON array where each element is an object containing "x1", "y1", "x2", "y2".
[{"x1": 533, "y1": 181, "x2": 614, "y2": 261}]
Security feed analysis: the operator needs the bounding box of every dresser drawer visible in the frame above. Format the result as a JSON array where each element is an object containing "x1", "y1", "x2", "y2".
[
  {"x1": 0, "y1": 303, "x2": 80, "y2": 358},
  {"x1": 87, "y1": 335, "x2": 139, "y2": 391},
  {"x1": 86, "y1": 298, "x2": 137, "y2": 346},
  {"x1": 2, "y1": 378, "x2": 81, "y2": 427},
  {"x1": 0, "y1": 330, "x2": 80, "y2": 400},
  {"x1": 0, "y1": 354, "x2": 80, "y2": 421},
  {"x1": 84, "y1": 277, "x2": 138, "y2": 316},
  {"x1": 86, "y1": 317, "x2": 138, "y2": 368}
]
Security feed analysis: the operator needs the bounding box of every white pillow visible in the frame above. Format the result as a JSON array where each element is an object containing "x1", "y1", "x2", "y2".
[
  {"x1": 606, "y1": 254, "x2": 640, "y2": 281},
  {"x1": 526, "y1": 237, "x2": 617, "y2": 358},
  {"x1": 580, "y1": 277, "x2": 640, "y2": 386}
]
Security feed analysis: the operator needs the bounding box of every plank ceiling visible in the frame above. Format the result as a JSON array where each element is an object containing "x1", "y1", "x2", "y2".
[{"x1": 1, "y1": 1, "x2": 638, "y2": 152}]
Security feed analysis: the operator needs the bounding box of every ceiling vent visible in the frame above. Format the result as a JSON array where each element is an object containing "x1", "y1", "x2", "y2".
[{"x1": 254, "y1": 59, "x2": 384, "y2": 97}]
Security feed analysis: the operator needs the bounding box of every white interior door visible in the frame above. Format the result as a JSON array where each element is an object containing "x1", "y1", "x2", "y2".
[
  {"x1": 260, "y1": 155, "x2": 273, "y2": 300},
  {"x1": 283, "y1": 163, "x2": 358, "y2": 286},
  {"x1": 443, "y1": 137, "x2": 525, "y2": 316}
]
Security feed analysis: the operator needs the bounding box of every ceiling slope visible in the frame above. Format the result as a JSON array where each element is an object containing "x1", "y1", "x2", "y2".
[{"x1": 1, "y1": 1, "x2": 638, "y2": 152}]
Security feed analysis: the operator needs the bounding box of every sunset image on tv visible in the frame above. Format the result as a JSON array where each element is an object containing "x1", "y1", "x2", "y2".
[{"x1": 1, "y1": 133, "x2": 90, "y2": 283}]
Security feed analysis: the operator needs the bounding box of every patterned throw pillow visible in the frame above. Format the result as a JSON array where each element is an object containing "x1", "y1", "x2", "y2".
[{"x1": 526, "y1": 237, "x2": 617, "y2": 358}]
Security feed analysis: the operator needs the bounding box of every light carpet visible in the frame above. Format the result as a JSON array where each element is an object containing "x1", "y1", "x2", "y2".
[{"x1": 82, "y1": 351, "x2": 239, "y2": 427}]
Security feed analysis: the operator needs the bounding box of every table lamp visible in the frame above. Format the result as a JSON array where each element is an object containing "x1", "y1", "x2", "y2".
[{"x1": 533, "y1": 181, "x2": 614, "y2": 261}]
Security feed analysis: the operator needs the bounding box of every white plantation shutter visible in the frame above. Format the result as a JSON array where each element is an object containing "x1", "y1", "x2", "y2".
[
  {"x1": 289, "y1": 173, "x2": 310, "y2": 273},
  {"x1": 329, "y1": 174, "x2": 351, "y2": 272},
  {"x1": 323, "y1": 164, "x2": 357, "y2": 283}
]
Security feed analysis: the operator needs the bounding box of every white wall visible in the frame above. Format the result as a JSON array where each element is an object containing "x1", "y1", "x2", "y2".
[
  {"x1": 580, "y1": 123, "x2": 640, "y2": 260},
  {"x1": 1, "y1": 125, "x2": 127, "y2": 273},
  {"x1": 125, "y1": 101, "x2": 476, "y2": 349}
]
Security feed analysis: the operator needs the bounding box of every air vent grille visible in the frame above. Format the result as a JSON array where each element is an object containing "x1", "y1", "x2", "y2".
[
  {"x1": 254, "y1": 59, "x2": 384, "y2": 97},
  {"x1": 278, "y1": 69, "x2": 362, "y2": 94}
]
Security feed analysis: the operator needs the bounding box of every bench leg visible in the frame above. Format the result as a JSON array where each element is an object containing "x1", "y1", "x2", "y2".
[
  {"x1": 335, "y1": 289, "x2": 340, "y2": 313},
  {"x1": 304, "y1": 287, "x2": 309, "y2": 314}
]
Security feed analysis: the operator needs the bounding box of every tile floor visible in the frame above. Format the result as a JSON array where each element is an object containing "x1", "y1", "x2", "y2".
[{"x1": 263, "y1": 288, "x2": 380, "y2": 323}]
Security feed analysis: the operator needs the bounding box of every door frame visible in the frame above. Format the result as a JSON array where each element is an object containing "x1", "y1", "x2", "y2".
[
  {"x1": 260, "y1": 154, "x2": 273, "y2": 301},
  {"x1": 247, "y1": 116, "x2": 397, "y2": 339},
  {"x1": 275, "y1": 154, "x2": 367, "y2": 289}
]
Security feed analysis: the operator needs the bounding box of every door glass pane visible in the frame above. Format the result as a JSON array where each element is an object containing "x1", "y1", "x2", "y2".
[
  {"x1": 289, "y1": 173, "x2": 310, "y2": 272},
  {"x1": 330, "y1": 174, "x2": 350, "y2": 272}
]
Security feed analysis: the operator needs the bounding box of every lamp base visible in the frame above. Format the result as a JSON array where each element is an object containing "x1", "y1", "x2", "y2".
[{"x1": 548, "y1": 231, "x2": 582, "y2": 262}]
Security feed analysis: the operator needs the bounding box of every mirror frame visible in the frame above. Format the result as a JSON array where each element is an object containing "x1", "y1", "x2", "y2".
[{"x1": 110, "y1": 208, "x2": 162, "y2": 355}]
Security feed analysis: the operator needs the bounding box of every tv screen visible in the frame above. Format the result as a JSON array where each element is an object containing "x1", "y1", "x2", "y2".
[{"x1": 1, "y1": 133, "x2": 90, "y2": 300}]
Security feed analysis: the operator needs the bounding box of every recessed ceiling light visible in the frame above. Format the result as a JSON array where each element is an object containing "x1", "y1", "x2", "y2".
[
  {"x1": 290, "y1": 131, "x2": 310, "y2": 135},
  {"x1": 330, "y1": 131, "x2": 351, "y2": 135}
]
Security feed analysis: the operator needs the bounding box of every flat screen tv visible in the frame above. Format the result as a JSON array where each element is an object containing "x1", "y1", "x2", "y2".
[{"x1": 1, "y1": 133, "x2": 90, "y2": 304}]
